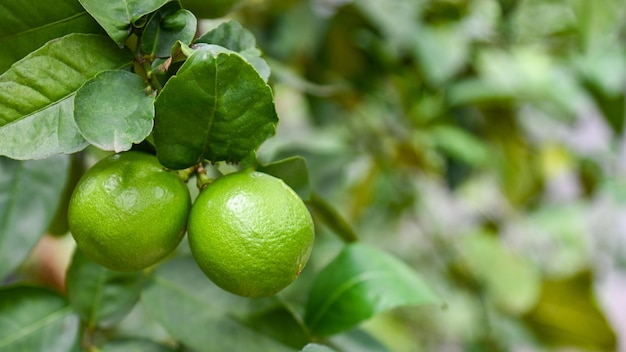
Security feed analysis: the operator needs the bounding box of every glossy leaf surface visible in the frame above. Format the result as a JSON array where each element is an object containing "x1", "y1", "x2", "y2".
[
  {"x1": 78, "y1": 0, "x2": 171, "y2": 45},
  {"x1": 195, "y1": 20, "x2": 270, "y2": 81},
  {"x1": 74, "y1": 70, "x2": 155, "y2": 152},
  {"x1": 0, "y1": 0, "x2": 101, "y2": 72},
  {"x1": 153, "y1": 45, "x2": 277, "y2": 169},
  {"x1": 141, "y1": 4, "x2": 197, "y2": 58},
  {"x1": 0, "y1": 34, "x2": 133, "y2": 159},
  {"x1": 305, "y1": 243, "x2": 440, "y2": 337}
]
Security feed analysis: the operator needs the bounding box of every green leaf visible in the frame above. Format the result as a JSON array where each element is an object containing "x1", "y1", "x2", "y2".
[
  {"x1": 141, "y1": 4, "x2": 197, "y2": 58},
  {"x1": 304, "y1": 243, "x2": 441, "y2": 337},
  {"x1": 74, "y1": 70, "x2": 155, "y2": 152},
  {"x1": 0, "y1": 155, "x2": 69, "y2": 279},
  {"x1": 307, "y1": 193, "x2": 358, "y2": 243},
  {"x1": 458, "y1": 232, "x2": 541, "y2": 314},
  {"x1": 195, "y1": 20, "x2": 271, "y2": 81},
  {"x1": 78, "y1": 0, "x2": 172, "y2": 45},
  {"x1": 153, "y1": 45, "x2": 278, "y2": 169},
  {"x1": 238, "y1": 300, "x2": 310, "y2": 350},
  {"x1": 258, "y1": 156, "x2": 311, "y2": 200},
  {"x1": 0, "y1": 33, "x2": 133, "y2": 160},
  {"x1": 0, "y1": 0, "x2": 102, "y2": 73},
  {"x1": 301, "y1": 344, "x2": 337, "y2": 352},
  {"x1": 66, "y1": 249, "x2": 145, "y2": 328},
  {"x1": 99, "y1": 338, "x2": 175, "y2": 352},
  {"x1": 0, "y1": 286, "x2": 80, "y2": 352},
  {"x1": 141, "y1": 256, "x2": 295, "y2": 352}
]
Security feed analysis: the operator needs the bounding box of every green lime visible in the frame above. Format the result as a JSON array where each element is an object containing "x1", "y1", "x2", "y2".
[
  {"x1": 188, "y1": 170, "x2": 315, "y2": 297},
  {"x1": 68, "y1": 151, "x2": 191, "y2": 271}
]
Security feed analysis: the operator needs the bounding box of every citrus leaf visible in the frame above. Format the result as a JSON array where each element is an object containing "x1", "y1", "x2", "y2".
[
  {"x1": 0, "y1": 0, "x2": 102, "y2": 73},
  {"x1": 66, "y1": 249, "x2": 145, "y2": 328},
  {"x1": 141, "y1": 256, "x2": 295, "y2": 352},
  {"x1": 304, "y1": 243, "x2": 441, "y2": 337},
  {"x1": 74, "y1": 70, "x2": 155, "y2": 152},
  {"x1": 195, "y1": 20, "x2": 271, "y2": 81},
  {"x1": 0, "y1": 33, "x2": 133, "y2": 160},
  {"x1": 78, "y1": 0, "x2": 172, "y2": 45},
  {"x1": 237, "y1": 300, "x2": 310, "y2": 349},
  {"x1": 99, "y1": 338, "x2": 176, "y2": 352},
  {"x1": 0, "y1": 286, "x2": 80, "y2": 352},
  {"x1": 258, "y1": 156, "x2": 311, "y2": 200},
  {"x1": 153, "y1": 45, "x2": 278, "y2": 169},
  {"x1": 141, "y1": 4, "x2": 197, "y2": 58},
  {"x1": 0, "y1": 155, "x2": 69, "y2": 280}
]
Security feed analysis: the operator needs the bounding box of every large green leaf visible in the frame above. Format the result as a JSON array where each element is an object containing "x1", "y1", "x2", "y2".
[
  {"x1": 141, "y1": 256, "x2": 295, "y2": 352},
  {"x1": 153, "y1": 45, "x2": 278, "y2": 169},
  {"x1": 78, "y1": 0, "x2": 172, "y2": 45},
  {"x1": 0, "y1": 155, "x2": 69, "y2": 280},
  {"x1": 195, "y1": 20, "x2": 271, "y2": 81},
  {"x1": 0, "y1": 286, "x2": 80, "y2": 352},
  {"x1": 141, "y1": 4, "x2": 197, "y2": 58},
  {"x1": 74, "y1": 70, "x2": 155, "y2": 152},
  {"x1": 0, "y1": 34, "x2": 133, "y2": 160},
  {"x1": 0, "y1": 0, "x2": 102, "y2": 73},
  {"x1": 66, "y1": 249, "x2": 145, "y2": 328},
  {"x1": 304, "y1": 243, "x2": 441, "y2": 337}
]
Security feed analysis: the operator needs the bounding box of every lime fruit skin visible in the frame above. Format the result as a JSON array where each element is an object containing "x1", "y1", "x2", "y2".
[
  {"x1": 68, "y1": 151, "x2": 191, "y2": 271},
  {"x1": 188, "y1": 170, "x2": 315, "y2": 297}
]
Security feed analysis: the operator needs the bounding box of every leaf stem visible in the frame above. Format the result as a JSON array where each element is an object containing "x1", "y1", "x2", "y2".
[
  {"x1": 307, "y1": 193, "x2": 359, "y2": 243},
  {"x1": 176, "y1": 165, "x2": 197, "y2": 183},
  {"x1": 196, "y1": 164, "x2": 213, "y2": 190}
]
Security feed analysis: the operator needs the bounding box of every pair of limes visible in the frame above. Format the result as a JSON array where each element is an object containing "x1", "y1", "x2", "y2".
[{"x1": 68, "y1": 151, "x2": 314, "y2": 297}]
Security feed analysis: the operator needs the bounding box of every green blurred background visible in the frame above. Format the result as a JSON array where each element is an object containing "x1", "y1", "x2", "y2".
[{"x1": 221, "y1": 0, "x2": 626, "y2": 350}]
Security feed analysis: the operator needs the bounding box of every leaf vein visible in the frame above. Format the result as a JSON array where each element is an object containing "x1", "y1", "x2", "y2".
[
  {"x1": 0, "y1": 305, "x2": 73, "y2": 348},
  {"x1": 0, "y1": 12, "x2": 91, "y2": 41}
]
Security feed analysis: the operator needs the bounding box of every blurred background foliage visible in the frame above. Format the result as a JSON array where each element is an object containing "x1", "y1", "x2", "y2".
[{"x1": 219, "y1": 0, "x2": 626, "y2": 350}]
